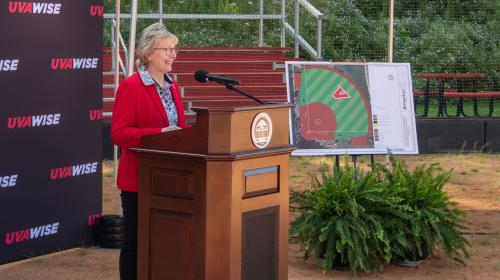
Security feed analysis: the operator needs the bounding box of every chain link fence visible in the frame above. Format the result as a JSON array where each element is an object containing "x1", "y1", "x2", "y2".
[
  {"x1": 104, "y1": 0, "x2": 499, "y2": 118},
  {"x1": 291, "y1": 0, "x2": 499, "y2": 118}
]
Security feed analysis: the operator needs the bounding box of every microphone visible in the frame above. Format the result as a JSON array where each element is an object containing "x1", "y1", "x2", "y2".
[{"x1": 194, "y1": 69, "x2": 240, "y2": 86}]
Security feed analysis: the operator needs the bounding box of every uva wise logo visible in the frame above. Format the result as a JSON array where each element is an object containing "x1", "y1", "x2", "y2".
[
  {"x1": 1, "y1": 174, "x2": 18, "y2": 188},
  {"x1": 89, "y1": 109, "x2": 103, "y2": 121},
  {"x1": 332, "y1": 85, "x2": 351, "y2": 99},
  {"x1": 50, "y1": 162, "x2": 98, "y2": 180},
  {"x1": 7, "y1": 113, "x2": 61, "y2": 129},
  {"x1": 5, "y1": 222, "x2": 60, "y2": 245},
  {"x1": 89, "y1": 5, "x2": 103, "y2": 16},
  {"x1": 8, "y1": 2, "x2": 62, "y2": 14},
  {"x1": 51, "y1": 58, "x2": 99, "y2": 70},
  {"x1": 0, "y1": 59, "x2": 19, "y2": 71}
]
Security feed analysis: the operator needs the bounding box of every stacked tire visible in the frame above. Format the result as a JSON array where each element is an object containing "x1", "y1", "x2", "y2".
[{"x1": 94, "y1": 214, "x2": 123, "y2": 249}]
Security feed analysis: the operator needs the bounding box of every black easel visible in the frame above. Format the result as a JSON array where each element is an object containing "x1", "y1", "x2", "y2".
[{"x1": 333, "y1": 154, "x2": 376, "y2": 176}]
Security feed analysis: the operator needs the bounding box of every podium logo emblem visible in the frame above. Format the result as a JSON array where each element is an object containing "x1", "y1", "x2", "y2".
[{"x1": 251, "y1": 112, "x2": 273, "y2": 149}]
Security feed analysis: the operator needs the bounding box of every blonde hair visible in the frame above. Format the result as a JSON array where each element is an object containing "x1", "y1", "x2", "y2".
[{"x1": 136, "y1": 22, "x2": 178, "y2": 67}]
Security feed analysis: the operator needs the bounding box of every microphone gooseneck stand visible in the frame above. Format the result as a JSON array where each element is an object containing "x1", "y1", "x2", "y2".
[
  {"x1": 194, "y1": 69, "x2": 266, "y2": 105},
  {"x1": 224, "y1": 84, "x2": 265, "y2": 105}
]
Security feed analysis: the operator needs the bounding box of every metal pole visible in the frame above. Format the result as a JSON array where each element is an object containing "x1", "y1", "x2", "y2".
[
  {"x1": 113, "y1": 0, "x2": 121, "y2": 188},
  {"x1": 128, "y1": 0, "x2": 138, "y2": 76},
  {"x1": 294, "y1": 0, "x2": 299, "y2": 58},
  {"x1": 113, "y1": 1, "x2": 122, "y2": 216},
  {"x1": 259, "y1": 0, "x2": 264, "y2": 47},
  {"x1": 159, "y1": 0, "x2": 163, "y2": 23},
  {"x1": 110, "y1": 24, "x2": 115, "y2": 73},
  {"x1": 388, "y1": 0, "x2": 394, "y2": 63},
  {"x1": 316, "y1": 18, "x2": 322, "y2": 59},
  {"x1": 386, "y1": 0, "x2": 395, "y2": 165},
  {"x1": 280, "y1": 0, "x2": 285, "y2": 48}
]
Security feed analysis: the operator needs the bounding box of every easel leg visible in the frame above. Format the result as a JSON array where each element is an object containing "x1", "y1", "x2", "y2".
[{"x1": 351, "y1": 155, "x2": 358, "y2": 178}]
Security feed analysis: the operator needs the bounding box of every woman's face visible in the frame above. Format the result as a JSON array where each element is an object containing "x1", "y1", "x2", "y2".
[{"x1": 147, "y1": 37, "x2": 177, "y2": 74}]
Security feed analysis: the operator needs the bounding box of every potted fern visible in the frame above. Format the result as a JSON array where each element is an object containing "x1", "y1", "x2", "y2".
[
  {"x1": 374, "y1": 157, "x2": 470, "y2": 266},
  {"x1": 289, "y1": 160, "x2": 392, "y2": 275}
]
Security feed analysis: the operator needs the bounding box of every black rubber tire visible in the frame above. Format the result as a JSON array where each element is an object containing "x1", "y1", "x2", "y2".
[
  {"x1": 95, "y1": 225, "x2": 122, "y2": 234},
  {"x1": 95, "y1": 232, "x2": 123, "y2": 243},
  {"x1": 97, "y1": 214, "x2": 123, "y2": 227}
]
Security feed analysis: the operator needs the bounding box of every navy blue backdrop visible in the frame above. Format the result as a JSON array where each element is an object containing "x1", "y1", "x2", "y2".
[{"x1": 0, "y1": 0, "x2": 103, "y2": 264}]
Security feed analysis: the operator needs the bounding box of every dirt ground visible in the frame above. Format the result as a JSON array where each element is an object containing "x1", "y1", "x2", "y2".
[{"x1": 0, "y1": 154, "x2": 499, "y2": 280}]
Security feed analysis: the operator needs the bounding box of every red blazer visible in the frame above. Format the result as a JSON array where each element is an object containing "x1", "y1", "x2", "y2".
[{"x1": 111, "y1": 72, "x2": 189, "y2": 192}]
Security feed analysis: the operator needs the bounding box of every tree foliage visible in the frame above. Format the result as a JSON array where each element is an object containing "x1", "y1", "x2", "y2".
[
  {"x1": 304, "y1": 0, "x2": 498, "y2": 89},
  {"x1": 103, "y1": 0, "x2": 498, "y2": 89}
]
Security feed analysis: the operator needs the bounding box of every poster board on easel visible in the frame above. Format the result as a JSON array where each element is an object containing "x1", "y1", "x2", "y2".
[{"x1": 285, "y1": 61, "x2": 418, "y2": 156}]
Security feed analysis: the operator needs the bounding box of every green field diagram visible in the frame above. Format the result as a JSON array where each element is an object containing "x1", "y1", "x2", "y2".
[{"x1": 289, "y1": 64, "x2": 374, "y2": 149}]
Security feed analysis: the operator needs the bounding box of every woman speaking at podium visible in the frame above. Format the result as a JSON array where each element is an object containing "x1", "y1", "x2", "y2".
[{"x1": 111, "y1": 22, "x2": 189, "y2": 280}]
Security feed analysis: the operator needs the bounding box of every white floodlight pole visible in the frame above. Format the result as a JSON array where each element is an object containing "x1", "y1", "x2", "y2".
[
  {"x1": 280, "y1": 0, "x2": 285, "y2": 47},
  {"x1": 386, "y1": 0, "x2": 395, "y2": 165},
  {"x1": 159, "y1": 0, "x2": 163, "y2": 23},
  {"x1": 259, "y1": 0, "x2": 264, "y2": 46},
  {"x1": 294, "y1": 0, "x2": 299, "y2": 58},
  {"x1": 388, "y1": 0, "x2": 394, "y2": 63},
  {"x1": 128, "y1": 0, "x2": 138, "y2": 76}
]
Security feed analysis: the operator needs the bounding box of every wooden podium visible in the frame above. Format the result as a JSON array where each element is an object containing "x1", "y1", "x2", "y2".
[{"x1": 132, "y1": 103, "x2": 294, "y2": 280}]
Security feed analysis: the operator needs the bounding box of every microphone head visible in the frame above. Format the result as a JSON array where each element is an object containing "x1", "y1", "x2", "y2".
[{"x1": 194, "y1": 69, "x2": 208, "y2": 83}]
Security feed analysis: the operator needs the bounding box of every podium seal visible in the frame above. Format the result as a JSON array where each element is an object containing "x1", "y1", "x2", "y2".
[{"x1": 251, "y1": 112, "x2": 273, "y2": 149}]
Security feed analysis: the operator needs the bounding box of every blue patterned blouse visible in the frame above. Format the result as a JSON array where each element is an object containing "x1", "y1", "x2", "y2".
[{"x1": 138, "y1": 66, "x2": 178, "y2": 126}]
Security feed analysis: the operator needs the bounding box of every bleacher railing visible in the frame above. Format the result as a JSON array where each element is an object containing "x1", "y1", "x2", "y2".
[
  {"x1": 103, "y1": 19, "x2": 129, "y2": 119},
  {"x1": 103, "y1": 0, "x2": 323, "y2": 61}
]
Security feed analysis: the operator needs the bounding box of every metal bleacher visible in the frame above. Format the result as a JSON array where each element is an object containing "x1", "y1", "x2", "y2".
[{"x1": 102, "y1": 47, "x2": 298, "y2": 123}]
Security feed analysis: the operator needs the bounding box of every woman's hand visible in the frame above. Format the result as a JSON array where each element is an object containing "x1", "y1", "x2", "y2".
[{"x1": 161, "y1": 125, "x2": 181, "y2": 133}]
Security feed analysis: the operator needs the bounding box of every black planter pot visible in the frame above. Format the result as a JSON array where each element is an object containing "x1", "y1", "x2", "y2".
[
  {"x1": 331, "y1": 256, "x2": 350, "y2": 271},
  {"x1": 318, "y1": 243, "x2": 350, "y2": 271},
  {"x1": 394, "y1": 242, "x2": 430, "y2": 267}
]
